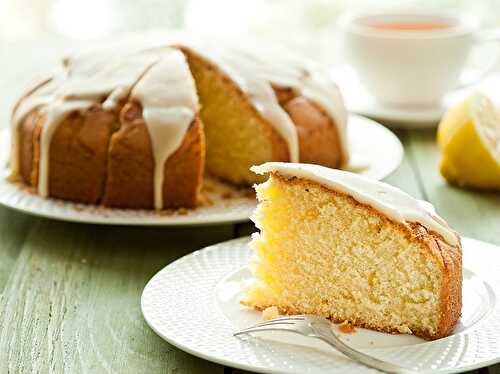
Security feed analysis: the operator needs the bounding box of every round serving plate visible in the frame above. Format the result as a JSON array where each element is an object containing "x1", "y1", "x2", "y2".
[
  {"x1": 142, "y1": 236, "x2": 500, "y2": 374},
  {"x1": 0, "y1": 114, "x2": 403, "y2": 226}
]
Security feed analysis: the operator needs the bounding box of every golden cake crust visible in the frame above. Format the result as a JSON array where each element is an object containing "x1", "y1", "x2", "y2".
[
  {"x1": 20, "y1": 105, "x2": 118, "y2": 204},
  {"x1": 102, "y1": 101, "x2": 204, "y2": 209},
  {"x1": 243, "y1": 174, "x2": 462, "y2": 340},
  {"x1": 47, "y1": 107, "x2": 117, "y2": 204},
  {"x1": 283, "y1": 97, "x2": 342, "y2": 168},
  {"x1": 17, "y1": 101, "x2": 204, "y2": 209}
]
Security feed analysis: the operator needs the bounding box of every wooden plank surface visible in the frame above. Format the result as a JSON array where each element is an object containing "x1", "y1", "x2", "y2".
[
  {"x1": 0, "y1": 215, "x2": 232, "y2": 373},
  {"x1": 407, "y1": 128, "x2": 500, "y2": 245},
  {"x1": 0, "y1": 206, "x2": 34, "y2": 295}
]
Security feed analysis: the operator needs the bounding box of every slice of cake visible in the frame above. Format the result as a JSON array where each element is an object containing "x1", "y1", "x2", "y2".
[{"x1": 243, "y1": 162, "x2": 462, "y2": 340}]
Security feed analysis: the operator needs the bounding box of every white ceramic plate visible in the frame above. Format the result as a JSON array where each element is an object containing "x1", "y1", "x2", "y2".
[
  {"x1": 0, "y1": 115, "x2": 402, "y2": 226},
  {"x1": 142, "y1": 236, "x2": 500, "y2": 374},
  {"x1": 330, "y1": 65, "x2": 500, "y2": 128}
]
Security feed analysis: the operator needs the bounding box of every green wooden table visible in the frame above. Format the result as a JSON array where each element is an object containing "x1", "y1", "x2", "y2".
[{"x1": 0, "y1": 128, "x2": 499, "y2": 373}]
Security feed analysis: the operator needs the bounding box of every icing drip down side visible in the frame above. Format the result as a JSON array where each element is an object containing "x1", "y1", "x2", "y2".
[
  {"x1": 131, "y1": 50, "x2": 198, "y2": 209},
  {"x1": 252, "y1": 162, "x2": 459, "y2": 246},
  {"x1": 10, "y1": 47, "x2": 197, "y2": 209}
]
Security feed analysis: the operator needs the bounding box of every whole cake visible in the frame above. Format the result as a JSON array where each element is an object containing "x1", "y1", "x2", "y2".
[
  {"x1": 243, "y1": 162, "x2": 462, "y2": 340},
  {"x1": 8, "y1": 37, "x2": 348, "y2": 210}
]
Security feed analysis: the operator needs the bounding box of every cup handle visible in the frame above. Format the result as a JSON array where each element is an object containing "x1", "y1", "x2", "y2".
[{"x1": 456, "y1": 29, "x2": 500, "y2": 89}]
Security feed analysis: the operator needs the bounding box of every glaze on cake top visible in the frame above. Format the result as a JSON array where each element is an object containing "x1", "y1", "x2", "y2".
[{"x1": 252, "y1": 162, "x2": 459, "y2": 246}]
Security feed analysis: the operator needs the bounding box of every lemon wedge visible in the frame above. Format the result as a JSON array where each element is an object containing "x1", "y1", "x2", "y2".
[{"x1": 437, "y1": 93, "x2": 500, "y2": 189}]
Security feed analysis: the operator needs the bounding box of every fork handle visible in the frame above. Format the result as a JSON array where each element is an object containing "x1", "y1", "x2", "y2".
[{"x1": 316, "y1": 331, "x2": 419, "y2": 374}]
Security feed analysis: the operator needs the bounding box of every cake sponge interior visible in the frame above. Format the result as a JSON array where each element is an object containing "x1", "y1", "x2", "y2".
[
  {"x1": 184, "y1": 50, "x2": 288, "y2": 185},
  {"x1": 243, "y1": 174, "x2": 444, "y2": 338}
]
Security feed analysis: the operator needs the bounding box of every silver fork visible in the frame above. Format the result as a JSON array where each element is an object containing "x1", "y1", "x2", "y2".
[{"x1": 234, "y1": 315, "x2": 419, "y2": 374}]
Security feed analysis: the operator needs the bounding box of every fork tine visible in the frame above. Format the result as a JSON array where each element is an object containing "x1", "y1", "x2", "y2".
[
  {"x1": 235, "y1": 321, "x2": 297, "y2": 335},
  {"x1": 246, "y1": 315, "x2": 307, "y2": 329},
  {"x1": 233, "y1": 315, "x2": 306, "y2": 335},
  {"x1": 236, "y1": 320, "x2": 298, "y2": 334},
  {"x1": 236, "y1": 314, "x2": 419, "y2": 374},
  {"x1": 250, "y1": 320, "x2": 297, "y2": 328},
  {"x1": 234, "y1": 324, "x2": 302, "y2": 337}
]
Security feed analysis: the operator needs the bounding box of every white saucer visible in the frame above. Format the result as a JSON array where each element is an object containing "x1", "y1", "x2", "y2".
[
  {"x1": 142, "y1": 236, "x2": 500, "y2": 374},
  {"x1": 330, "y1": 65, "x2": 500, "y2": 127},
  {"x1": 0, "y1": 114, "x2": 402, "y2": 226}
]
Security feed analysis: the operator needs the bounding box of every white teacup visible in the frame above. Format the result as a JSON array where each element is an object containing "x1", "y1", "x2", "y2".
[{"x1": 340, "y1": 12, "x2": 497, "y2": 108}]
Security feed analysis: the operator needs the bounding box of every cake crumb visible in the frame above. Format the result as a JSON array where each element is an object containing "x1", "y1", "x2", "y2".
[
  {"x1": 157, "y1": 209, "x2": 176, "y2": 216},
  {"x1": 339, "y1": 321, "x2": 356, "y2": 334},
  {"x1": 177, "y1": 208, "x2": 189, "y2": 215},
  {"x1": 261, "y1": 306, "x2": 280, "y2": 321},
  {"x1": 221, "y1": 192, "x2": 233, "y2": 199},
  {"x1": 243, "y1": 189, "x2": 256, "y2": 198}
]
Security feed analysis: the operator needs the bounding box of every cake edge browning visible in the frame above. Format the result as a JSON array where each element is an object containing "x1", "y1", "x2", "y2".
[
  {"x1": 283, "y1": 96, "x2": 343, "y2": 169},
  {"x1": 431, "y1": 231, "x2": 463, "y2": 339},
  {"x1": 243, "y1": 173, "x2": 462, "y2": 340},
  {"x1": 102, "y1": 101, "x2": 205, "y2": 209}
]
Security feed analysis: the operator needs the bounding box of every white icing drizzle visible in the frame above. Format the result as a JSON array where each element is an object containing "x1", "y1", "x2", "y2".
[
  {"x1": 131, "y1": 50, "x2": 198, "y2": 209},
  {"x1": 38, "y1": 99, "x2": 95, "y2": 196},
  {"x1": 252, "y1": 162, "x2": 459, "y2": 246},
  {"x1": 11, "y1": 50, "x2": 162, "y2": 198},
  {"x1": 9, "y1": 77, "x2": 58, "y2": 179}
]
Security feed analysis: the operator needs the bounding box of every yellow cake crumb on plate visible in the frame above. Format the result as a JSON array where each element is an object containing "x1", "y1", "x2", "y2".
[{"x1": 261, "y1": 306, "x2": 280, "y2": 321}]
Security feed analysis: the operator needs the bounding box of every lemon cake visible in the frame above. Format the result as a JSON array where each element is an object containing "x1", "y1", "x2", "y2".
[
  {"x1": 243, "y1": 162, "x2": 462, "y2": 340},
  {"x1": 8, "y1": 36, "x2": 348, "y2": 210}
]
